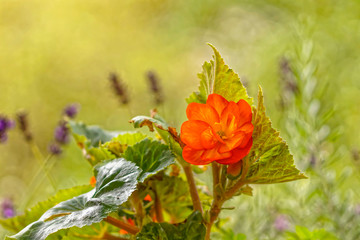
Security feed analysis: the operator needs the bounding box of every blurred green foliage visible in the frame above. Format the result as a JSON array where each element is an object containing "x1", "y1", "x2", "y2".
[{"x1": 1, "y1": 0, "x2": 360, "y2": 239}]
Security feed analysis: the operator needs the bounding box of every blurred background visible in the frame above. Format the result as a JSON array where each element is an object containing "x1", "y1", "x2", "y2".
[{"x1": 1, "y1": 0, "x2": 360, "y2": 239}]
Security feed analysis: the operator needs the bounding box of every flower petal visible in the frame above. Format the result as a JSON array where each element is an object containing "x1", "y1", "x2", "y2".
[
  {"x1": 200, "y1": 127, "x2": 218, "y2": 149},
  {"x1": 216, "y1": 138, "x2": 253, "y2": 165},
  {"x1": 182, "y1": 146, "x2": 211, "y2": 165},
  {"x1": 218, "y1": 131, "x2": 246, "y2": 153},
  {"x1": 236, "y1": 99, "x2": 252, "y2": 127},
  {"x1": 186, "y1": 102, "x2": 219, "y2": 125},
  {"x1": 220, "y1": 101, "x2": 241, "y2": 133},
  {"x1": 207, "y1": 94, "x2": 228, "y2": 116},
  {"x1": 181, "y1": 120, "x2": 209, "y2": 150},
  {"x1": 201, "y1": 144, "x2": 232, "y2": 161}
]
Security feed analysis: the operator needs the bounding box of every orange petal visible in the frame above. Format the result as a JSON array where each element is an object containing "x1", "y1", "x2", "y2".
[
  {"x1": 207, "y1": 94, "x2": 229, "y2": 116},
  {"x1": 216, "y1": 138, "x2": 253, "y2": 164},
  {"x1": 236, "y1": 99, "x2": 252, "y2": 127},
  {"x1": 220, "y1": 101, "x2": 241, "y2": 133},
  {"x1": 181, "y1": 120, "x2": 209, "y2": 150},
  {"x1": 182, "y1": 146, "x2": 210, "y2": 165},
  {"x1": 219, "y1": 131, "x2": 246, "y2": 153},
  {"x1": 201, "y1": 145, "x2": 232, "y2": 161},
  {"x1": 186, "y1": 102, "x2": 219, "y2": 125},
  {"x1": 200, "y1": 127, "x2": 218, "y2": 149}
]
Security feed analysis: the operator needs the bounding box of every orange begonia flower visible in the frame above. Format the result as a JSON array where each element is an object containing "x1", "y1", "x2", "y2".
[{"x1": 180, "y1": 94, "x2": 253, "y2": 165}]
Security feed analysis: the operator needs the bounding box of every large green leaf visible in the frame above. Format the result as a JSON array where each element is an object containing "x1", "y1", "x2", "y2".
[
  {"x1": 8, "y1": 159, "x2": 141, "y2": 240},
  {"x1": 123, "y1": 138, "x2": 175, "y2": 182},
  {"x1": 0, "y1": 185, "x2": 92, "y2": 233},
  {"x1": 245, "y1": 87, "x2": 307, "y2": 184},
  {"x1": 136, "y1": 211, "x2": 206, "y2": 240},
  {"x1": 187, "y1": 44, "x2": 252, "y2": 104}
]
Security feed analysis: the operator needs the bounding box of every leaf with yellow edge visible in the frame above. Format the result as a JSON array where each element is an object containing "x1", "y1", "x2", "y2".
[
  {"x1": 245, "y1": 86, "x2": 307, "y2": 184},
  {"x1": 187, "y1": 44, "x2": 252, "y2": 104}
]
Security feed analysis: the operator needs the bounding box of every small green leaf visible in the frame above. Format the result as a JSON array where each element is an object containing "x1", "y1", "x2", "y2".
[
  {"x1": 130, "y1": 115, "x2": 183, "y2": 158},
  {"x1": 69, "y1": 121, "x2": 122, "y2": 148},
  {"x1": 0, "y1": 185, "x2": 92, "y2": 233},
  {"x1": 70, "y1": 121, "x2": 147, "y2": 165},
  {"x1": 136, "y1": 211, "x2": 206, "y2": 240},
  {"x1": 123, "y1": 138, "x2": 175, "y2": 182},
  {"x1": 8, "y1": 159, "x2": 141, "y2": 240},
  {"x1": 187, "y1": 44, "x2": 252, "y2": 104},
  {"x1": 246, "y1": 87, "x2": 307, "y2": 184}
]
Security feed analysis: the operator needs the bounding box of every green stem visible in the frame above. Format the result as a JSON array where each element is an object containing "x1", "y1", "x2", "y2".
[
  {"x1": 29, "y1": 141, "x2": 57, "y2": 190},
  {"x1": 154, "y1": 187, "x2": 164, "y2": 222},
  {"x1": 20, "y1": 154, "x2": 56, "y2": 209},
  {"x1": 130, "y1": 189, "x2": 145, "y2": 228},
  {"x1": 183, "y1": 164, "x2": 203, "y2": 214}
]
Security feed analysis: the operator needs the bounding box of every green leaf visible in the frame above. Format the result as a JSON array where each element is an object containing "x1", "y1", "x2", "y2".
[
  {"x1": 123, "y1": 138, "x2": 175, "y2": 182},
  {"x1": 130, "y1": 115, "x2": 183, "y2": 158},
  {"x1": 70, "y1": 121, "x2": 147, "y2": 165},
  {"x1": 0, "y1": 185, "x2": 92, "y2": 233},
  {"x1": 136, "y1": 211, "x2": 206, "y2": 240},
  {"x1": 69, "y1": 121, "x2": 122, "y2": 148},
  {"x1": 8, "y1": 159, "x2": 141, "y2": 240},
  {"x1": 103, "y1": 132, "x2": 148, "y2": 157},
  {"x1": 187, "y1": 44, "x2": 252, "y2": 104},
  {"x1": 246, "y1": 87, "x2": 307, "y2": 184},
  {"x1": 130, "y1": 115, "x2": 169, "y2": 131}
]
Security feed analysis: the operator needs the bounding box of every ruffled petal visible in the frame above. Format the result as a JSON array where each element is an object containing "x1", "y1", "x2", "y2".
[
  {"x1": 216, "y1": 138, "x2": 253, "y2": 165},
  {"x1": 201, "y1": 144, "x2": 232, "y2": 161},
  {"x1": 206, "y1": 94, "x2": 228, "y2": 116},
  {"x1": 218, "y1": 131, "x2": 246, "y2": 153},
  {"x1": 200, "y1": 127, "x2": 218, "y2": 149},
  {"x1": 186, "y1": 102, "x2": 219, "y2": 125},
  {"x1": 181, "y1": 120, "x2": 209, "y2": 150},
  {"x1": 182, "y1": 146, "x2": 211, "y2": 165},
  {"x1": 236, "y1": 99, "x2": 252, "y2": 127}
]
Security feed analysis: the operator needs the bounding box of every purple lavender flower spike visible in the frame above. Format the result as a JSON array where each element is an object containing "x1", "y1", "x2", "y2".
[
  {"x1": 54, "y1": 121, "x2": 70, "y2": 144},
  {"x1": 1, "y1": 198, "x2": 15, "y2": 218},
  {"x1": 274, "y1": 215, "x2": 290, "y2": 231},
  {"x1": 0, "y1": 115, "x2": 15, "y2": 143},
  {"x1": 63, "y1": 103, "x2": 80, "y2": 119},
  {"x1": 48, "y1": 143, "x2": 62, "y2": 155}
]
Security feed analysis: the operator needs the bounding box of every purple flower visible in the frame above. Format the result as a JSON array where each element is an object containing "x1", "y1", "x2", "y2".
[
  {"x1": 274, "y1": 215, "x2": 290, "y2": 231},
  {"x1": 63, "y1": 103, "x2": 80, "y2": 119},
  {"x1": 1, "y1": 198, "x2": 15, "y2": 218},
  {"x1": 54, "y1": 121, "x2": 70, "y2": 144},
  {"x1": 48, "y1": 143, "x2": 62, "y2": 155},
  {"x1": 0, "y1": 115, "x2": 15, "y2": 144}
]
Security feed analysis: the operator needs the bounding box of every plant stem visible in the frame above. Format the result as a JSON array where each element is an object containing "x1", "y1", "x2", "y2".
[
  {"x1": 29, "y1": 141, "x2": 57, "y2": 190},
  {"x1": 130, "y1": 189, "x2": 145, "y2": 228},
  {"x1": 154, "y1": 187, "x2": 164, "y2": 222},
  {"x1": 104, "y1": 216, "x2": 139, "y2": 235},
  {"x1": 183, "y1": 164, "x2": 203, "y2": 214},
  {"x1": 102, "y1": 232, "x2": 128, "y2": 240}
]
